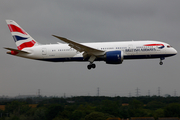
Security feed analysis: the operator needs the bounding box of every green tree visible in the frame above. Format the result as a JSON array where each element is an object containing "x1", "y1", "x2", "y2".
[
  {"x1": 85, "y1": 112, "x2": 113, "y2": 120},
  {"x1": 58, "y1": 110, "x2": 71, "y2": 120},
  {"x1": 128, "y1": 108, "x2": 151, "y2": 117},
  {"x1": 5, "y1": 101, "x2": 30, "y2": 116},
  {"x1": 98, "y1": 100, "x2": 121, "y2": 117},
  {"x1": 52, "y1": 117, "x2": 68, "y2": 120},
  {"x1": 71, "y1": 110, "x2": 85, "y2": 120},
  {"x1": 25, "y1": 98, "x2": 33, "y2": 104},
  {"x1": 129, "y1": 99, "x2": 143, "y2": 110},
  {"x1": 153, "y1": 108, "x2": 164, "y2": 119},
  {"x1": 77, "y1": 104, "x2": 96, "y2": 115},
  {"x1": 146, "y1": 101, "x2": 165, "y2": 110},
  {"x1": 128, "y1": 99, "x2": 152, "y2": 117},
  {"x1": 164, "y1": 103, "x2": 180, "y2": 117},
  {"x1": 33, "y1": 108, "x2": 47, "y2": 120},
  {"x1": 46, "y1": 104, "x2": 64, "y2": 120},
  {"x1": 119, "y1": 106, "x2": 129, "y2": 118}
]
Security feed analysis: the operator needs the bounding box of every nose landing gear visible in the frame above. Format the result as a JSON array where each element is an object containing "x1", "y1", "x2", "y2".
[{"x1": 159, "y1": 57, "x2": 165, "y2": 65}]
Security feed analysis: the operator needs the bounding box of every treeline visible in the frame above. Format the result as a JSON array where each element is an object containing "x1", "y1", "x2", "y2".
[{"x1": 0, "y1": 96, "x2": 180, "y2": 120}]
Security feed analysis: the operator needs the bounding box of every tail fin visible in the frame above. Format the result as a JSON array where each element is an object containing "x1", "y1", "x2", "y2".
[{"x1": 6, "y1": 20, "x2": 38, "y2": 50}]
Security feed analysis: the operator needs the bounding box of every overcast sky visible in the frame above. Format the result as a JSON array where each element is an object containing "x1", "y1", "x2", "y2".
[{"x1": 0, "y1": 0, "x2": 180, "y2": 97}]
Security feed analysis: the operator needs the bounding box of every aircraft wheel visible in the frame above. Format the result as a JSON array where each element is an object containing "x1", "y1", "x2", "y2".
[
  {"x1": 87, "y1": 65, "x2": 92, "y2": 70},
  {"x1": 159, "y1": 61, "x2": 163, "y2": 65},
  {"x1": 91, "y1": 64, "x2": 96, "y2": 69}
]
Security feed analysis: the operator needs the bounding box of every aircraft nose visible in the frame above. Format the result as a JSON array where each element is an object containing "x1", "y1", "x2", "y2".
[
  {"x1": 173, "y1": 48, "x2": 177, "y2": 55},
  {"x1": 174, "y1": 49, "x2": 177, "y2": 54}
]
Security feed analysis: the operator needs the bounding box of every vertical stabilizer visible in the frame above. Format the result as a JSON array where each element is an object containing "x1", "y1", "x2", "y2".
[{"x1": 6, "y1": 20, "x2": 38, "y2": 50}]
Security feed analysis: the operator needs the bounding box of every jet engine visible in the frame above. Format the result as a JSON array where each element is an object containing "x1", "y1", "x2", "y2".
[{"x1": 104, "y1": 51, "x2": 124, "y2": 64}]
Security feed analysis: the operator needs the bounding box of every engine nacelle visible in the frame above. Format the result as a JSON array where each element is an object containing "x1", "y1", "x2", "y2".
[{"x1": 104, "y1": 51, "x2": 124, "y2": 64}]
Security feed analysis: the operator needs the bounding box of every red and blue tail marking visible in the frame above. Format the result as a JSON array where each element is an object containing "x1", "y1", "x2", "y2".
[
  {"x1": 6, "y1": 20, "x2": 38, "y2": 50},
  {"x1": 8, "y1": 24, "x2": 28, "y2": 35}
]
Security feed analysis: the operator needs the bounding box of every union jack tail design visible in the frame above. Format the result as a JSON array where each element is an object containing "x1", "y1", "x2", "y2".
[{"x1": 6, "y1": 20, "x2": 38, "y2": 50}]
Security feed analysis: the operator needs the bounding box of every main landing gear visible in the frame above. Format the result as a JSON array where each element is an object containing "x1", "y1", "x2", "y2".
[
  {"x1": 159, "y1": 57, "x2": 165, "y2": 65},
  {"x1": 87, "y1": 63, "x2": 96, "y2": 70},
  {"x1": 87, "y1": 55, "x2": 96, "y2": 70}
]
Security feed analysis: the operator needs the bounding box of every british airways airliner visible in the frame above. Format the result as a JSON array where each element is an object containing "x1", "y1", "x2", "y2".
[{"x1": 4, "y1": 20, "x2": 177, "y2": 69}]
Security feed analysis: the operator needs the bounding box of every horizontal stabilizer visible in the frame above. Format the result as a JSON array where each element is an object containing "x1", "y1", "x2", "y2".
[{"x1": 4, "y1": 47, "x2": 30, "y2": 54}]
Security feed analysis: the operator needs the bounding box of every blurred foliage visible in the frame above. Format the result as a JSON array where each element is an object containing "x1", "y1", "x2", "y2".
[{"x1": 0, "y1": 96, "x2": 179, "y2": 119}]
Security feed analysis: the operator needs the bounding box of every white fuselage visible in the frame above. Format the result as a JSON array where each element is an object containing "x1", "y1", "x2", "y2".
[
  {"x1": 5, "y1": 20, "x2": 177, "y2": 69},
  {"x1": 16, "y1": 40, "x2": 177, "y2": 62}
]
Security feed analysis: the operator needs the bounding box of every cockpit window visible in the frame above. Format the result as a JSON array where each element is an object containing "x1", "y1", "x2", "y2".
[{"x1": 167, "y1": 45, "x2": 171, "y2": 48}]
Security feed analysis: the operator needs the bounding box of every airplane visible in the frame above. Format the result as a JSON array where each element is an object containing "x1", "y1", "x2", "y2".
[{"x1": 4, "y1": 20, "x2": 177, "y2": 70}]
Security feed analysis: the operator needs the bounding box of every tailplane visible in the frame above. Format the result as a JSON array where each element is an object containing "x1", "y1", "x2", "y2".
[{"x1": 6, "y1": 20, "x2": 39, "y2": 50}]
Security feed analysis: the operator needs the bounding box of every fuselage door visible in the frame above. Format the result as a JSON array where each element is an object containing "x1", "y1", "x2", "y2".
[
  {"x1": 42, "y1": 48, "x2": 47, "y2": 55},
  {"x1": 128, "y1": 44, "x2": 134, "y2": 55}
]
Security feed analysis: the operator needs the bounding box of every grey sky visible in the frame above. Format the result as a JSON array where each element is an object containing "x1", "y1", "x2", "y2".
[{"x1": 0, "y1": 0, "x2": 180, "y2": 97}]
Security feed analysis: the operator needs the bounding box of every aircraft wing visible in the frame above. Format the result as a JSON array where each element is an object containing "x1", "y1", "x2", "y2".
[
  {"x1": 4, "y1": 47, "x2": 30, "y2": 54},
  {"x1": 52, "y1": 35, "x2": 105, "y2": 56}
]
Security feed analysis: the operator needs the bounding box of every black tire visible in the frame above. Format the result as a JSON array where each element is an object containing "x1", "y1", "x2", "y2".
[
  {"x1": 87, "y1": 65, "x2": 92, "y2": 69},
  {"x1": 91, "y1": 64, "x2": 96, "y2": 68},
  {"x1": 159, "y1": 61, "x2": 163, "y2": 65}
]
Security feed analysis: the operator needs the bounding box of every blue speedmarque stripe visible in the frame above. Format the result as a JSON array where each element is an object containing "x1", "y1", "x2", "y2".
[
  {"x1": 13, "y1": 35, "x2": 28, "y2": 42},
  {"x1": 158, "y1": 46, "x2": 165, "y2": 49}
]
